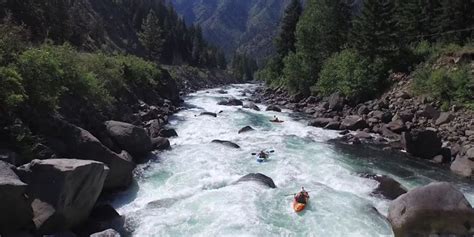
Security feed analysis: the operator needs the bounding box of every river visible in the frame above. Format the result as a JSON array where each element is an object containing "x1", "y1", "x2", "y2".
[{"x1": 114, "y1": 84, "x2": 474, "y2": 237}]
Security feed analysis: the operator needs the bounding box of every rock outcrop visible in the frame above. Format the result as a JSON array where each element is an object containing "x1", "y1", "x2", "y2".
[
  {"x1": 402, "y1": 129, "x2": 442, "y2": 159},
  {"x1": 0, "y1": 161, "x2": 33, "y2": 232},
  {"x1": 388, "y1": 182, "x2": 474, "y2": 237},
  {"x1": 18, "y1": 159, "x2": 108, "y2": 234},
  {"x1": 105, "y1": 121, "x2": 153, "y2": 157},
  {"x1": 211, "y1": 140, "x2": 240, "y2": 149}
]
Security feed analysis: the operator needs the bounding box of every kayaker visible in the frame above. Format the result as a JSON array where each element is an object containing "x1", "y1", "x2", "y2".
[
  {"x1": 258, "y1": 150, "x2": 269, "y2": 159},
  {"x1": 271, "y1": 116, "x2": 281, "y2": 122},
  {"x1": 294, "y1": 187, "x2": 309, "y2": 204}
]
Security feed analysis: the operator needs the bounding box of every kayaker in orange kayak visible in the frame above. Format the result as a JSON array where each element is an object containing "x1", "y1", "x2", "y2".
[{"x1": 293, "y1": 187, "x2": 309, "y2": 212}]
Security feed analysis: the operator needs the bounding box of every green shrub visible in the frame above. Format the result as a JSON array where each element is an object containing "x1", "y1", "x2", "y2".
[
  {"x1": 413, "y1": 65, "x2": 473, "y2": 109},
  {"x1": 315, "y1": 49, "x2": 387, "y2": 102},
  {"x1": 0, "y1": 67, "x2": 26, "y2": 111},
  {"x1": 17, "y1": 44, "x2": 113, "y2": 113},
  {"x1": 255, "y1": 57, "x2": 282, "y2": 87},
  {"x1": 0, "y1": 21, "x2": 29, "y2": 65},
  {"x1": 282, "y1": 51, "x2": 312, "y2": 95}
]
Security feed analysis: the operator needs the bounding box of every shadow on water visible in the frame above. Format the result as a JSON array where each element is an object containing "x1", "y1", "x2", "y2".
[{"x1": 329, "y1": 141, "x2": 474, "y2": 188}]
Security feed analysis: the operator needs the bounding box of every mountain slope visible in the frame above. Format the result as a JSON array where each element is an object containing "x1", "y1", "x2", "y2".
[{"x1": 170, "y1": 0, "x2": 292, "y2": 61}]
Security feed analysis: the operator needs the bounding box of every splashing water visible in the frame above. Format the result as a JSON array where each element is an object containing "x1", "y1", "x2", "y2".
[{"x1": 114, "y1": 84, "x2": 474, "y2": 237}]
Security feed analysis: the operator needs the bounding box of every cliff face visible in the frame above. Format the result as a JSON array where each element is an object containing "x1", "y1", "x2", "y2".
[{"x1": 0, "y1": 0, "x2": 166, "y2": 56}]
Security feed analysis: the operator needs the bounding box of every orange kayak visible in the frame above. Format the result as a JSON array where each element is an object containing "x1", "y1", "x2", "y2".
[{"x1": 292, "y1": 197, "x2": 308, "y2": 212}]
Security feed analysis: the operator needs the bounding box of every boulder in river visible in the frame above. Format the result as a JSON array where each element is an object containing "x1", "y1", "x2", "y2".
[
  {"x1": 388, "y1": 182, "x2": 474, "y2": 237},
  {"x1": 266, "y1": 105, "x2": 281, "y2": 112},
  {"x1": 218, "y1": 98, "x2": 243, "y2": 106},
  {"x1": 450, "y1": 148, "x2": 474, "y2": 178},
  {"x1": 328, "y1": 92, "x2": 344, "y2": 111},
  {"x1": 402, "y1": 129, "x2": 442, "y2": 159},
  {"x1": 243, "y1": 102, "x2": 260, "y2": 111},
  {"x1": 200, "y1": 112, "x2": 217, "y2": 117},
  {"x1": 151, "y1": 137, "x2": 171, "y2": 150},
  {"x1": 105, "y1": 121, "x2": 152, "y2": 157},
  {"x1": 237, "y1": 173, "x2": 276, "y2": 188},
  {"x1": 211, "y1": 140, "x2": 240, "y2": 149},
  {"x1": 90, "y1": 229, "x2": 120, "y2": 237},
  {"x1": 18, "y1": 159, "x2": 108, "y2": 234},
  {"x1": 0, "y1": 161, "x2": 33, "y2": 232},
  {"x1": 73, "y1": 204, "x2": 125, "y2": 237},
  {"x1": 238, "y1": 126, "x2": 255, "y2": 134},
  {"x1": 158, "y1": 128, "x2": 178, "y2": 138},
  {"x1": 362, "y1": 174, "x2": 407, "y2": 200}
]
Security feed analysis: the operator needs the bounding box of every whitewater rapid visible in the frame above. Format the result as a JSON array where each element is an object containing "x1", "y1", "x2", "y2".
[{"x1": 114, "y1": 84, "x2": 474, "y2": 237}]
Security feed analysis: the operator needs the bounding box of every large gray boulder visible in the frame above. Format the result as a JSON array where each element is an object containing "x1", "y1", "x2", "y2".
[
  {"x1": 217, "y1": 98, "x2": 243, "y2": 106},
  {"x1": 0, "y1": 161, "x2": 33, "y2": 232},
  {"x1": 328, "y1": 92, "x2": 344, "y2": 111},
  {"x1": 340, "y1": 116, "x2": 368, "y2": 131},
  {"x1": 451, "y1": 148, "x2": 474, "y2": 178},
  {"x1": 402, "y1": 129, "x2": 442, "y2": 159},
  {"x1": 19, "y1": 159, "x2": 108, "y2": 234},
  {"x1": 388, "y1": 182, "x2": 474, "y2": 237},
  {"x1": 64, "y1": 126, "x2": 134, "y2": 189},
  {"x1": 309, "y1": 118, "x2": 334, "y2": 128},
  {"x1": 243, "y1": 102, "x2": 260, "y2": 111},
  {"x1": 363, "y1": 174, "x2": 407, "y2": 200},
  {"x1": 105, "y1": 121, "x2": 152, "y2": 157},
  {"x1": 236, "y1": 173, "x2": 276, "y2": 188}
]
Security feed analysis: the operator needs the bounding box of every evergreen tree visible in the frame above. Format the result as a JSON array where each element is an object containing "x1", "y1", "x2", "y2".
[
  {"x1": 351, "y1": 0, "x2": 399, "y2": 62},
  {"x1": 434, "y1": 0, "x2": 474, "y2": 44},
  {"x1": 217, "y1": 51, "x2": 227, "y2": 70},
  {"x1": 275, "y1": 0, "x2": 302, "y2": 58},
  {"x1": 283, "y1": 0, "x2": 351, "y2": 95},
  {"x1": 139, "y1": 10, "x2": 165, "y2": 61}
]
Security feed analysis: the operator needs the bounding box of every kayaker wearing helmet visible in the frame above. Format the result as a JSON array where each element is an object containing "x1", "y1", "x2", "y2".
[{"x1": 294, "y1": 187, "x2": 309, "y2": 204}]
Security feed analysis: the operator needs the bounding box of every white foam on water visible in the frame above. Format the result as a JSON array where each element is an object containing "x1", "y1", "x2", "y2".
[{"x1": 114, "y1": 84, "x2": 474, "y2": 237}]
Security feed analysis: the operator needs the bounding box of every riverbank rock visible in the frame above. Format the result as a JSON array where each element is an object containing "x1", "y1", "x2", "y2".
[
  {"x1": 309, "y1": 118, "x2": 334, "y2": 128},
  {"x1": 388, "y1": 182, "x2": 474, "y2": 237},
  {"x1": 402, "y1": 129, "x2": 442, "y2": 159},
  {"x1": 151, "y1": 137, "x2": 171, "y2": 150},
  {"x1": 90, "y1": 229, "x2": 120, "y2": 237},
  {"x1": 0, "y1": 161, "x2": 33, "y2": 232},
  {"x1": 211, "y1": 140, "x2": 240, "y2": 149},
  {"x1": 238, "y1": 126, "x2": 254, "y2": 134},
  {"x1": 218, "y1": 98, "x2": 243, "y2": 106},
  {"x1": 363, "y1": 174, "x2": 407, "y2": 200},
  {"x1": 237, "y1": 173, "x2": 276, "y2": 188},
  {"x1": 450, "y1": 148, "x2": 474, "y2": 178},
  {"x1": 341, "y1": 116, "x2": 368, "y2": 131},
  {"x1": 243, "y1": 102, "x2": 260, "y2": 111},
  {"x1": 19, "y1": 159, "x2": 108, "y2": 234},
  {"x1": 266, "y1": 105, "x2": 281, "y2": 112},
  {"x1": 200, "y1": 112, "x2": 217, "y2": 117},
  {"x1": 158, "y1": 128, "x2": 178, "y2": 138},
  {"x1": 105, "y1": 121, "x2": 152, "y2": 157},
  {"x1": 73, "y1": 205, "x2": 125, "y2": 237}
]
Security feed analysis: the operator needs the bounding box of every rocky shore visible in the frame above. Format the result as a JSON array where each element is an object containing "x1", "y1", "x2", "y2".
[
  {"x1": 0, "y1": 66, "x2": 239, "y2": 236},
  {"x1": 251, "y1": 74, "x2": 474, "y2": 179}
]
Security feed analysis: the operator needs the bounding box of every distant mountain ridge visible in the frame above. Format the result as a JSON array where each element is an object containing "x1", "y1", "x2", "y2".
[{"x1": 169, "y1": 0, "x2": 293, "y2": 62}]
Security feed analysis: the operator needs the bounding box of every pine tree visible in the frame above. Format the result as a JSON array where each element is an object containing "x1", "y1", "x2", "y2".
[
  {"x1": 434, "y1": 0, "x2": 474, "y2": 44},
  {"x1": 217, "y1": 51, "x2": 227, "y2": 70},
  {"x1": 351, "y1": 0, "x2": 399, "y2": 62},
  {"x1": 275, "y1": 0, "x2": 302, "y2": 59},
  {"x1": 139, "y1": 9, "x2": 165, "y2": 61}
]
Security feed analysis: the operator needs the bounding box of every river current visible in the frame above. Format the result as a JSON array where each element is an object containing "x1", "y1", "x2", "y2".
[{"x1": 114, "y1": 84, "x2": 474, "y2": 237}]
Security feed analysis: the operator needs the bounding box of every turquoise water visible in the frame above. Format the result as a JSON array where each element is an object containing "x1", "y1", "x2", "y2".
[{"x1": 115, "y1": 84, "x2": 474, "y2": 237}]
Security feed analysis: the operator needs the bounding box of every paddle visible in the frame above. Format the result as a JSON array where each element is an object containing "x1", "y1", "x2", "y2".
[
  {"x1": 284, "y1": 191, "x2": 313, "y2": 196},
  {"x1": 251, "y1": 150, "x2": 275, "y2": 155}
]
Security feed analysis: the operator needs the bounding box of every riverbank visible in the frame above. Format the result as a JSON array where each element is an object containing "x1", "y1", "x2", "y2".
[
  {"x1": 250, "y1": 74, "x2": 474, "y2": 179},
  {"x1": 0, "y1": 65, "x2": 239, "y2": 236}
]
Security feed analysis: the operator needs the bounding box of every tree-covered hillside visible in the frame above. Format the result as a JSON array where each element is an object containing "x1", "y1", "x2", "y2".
[{"x1": 170, "y1": 0, "x2": 293, "y2": 62}]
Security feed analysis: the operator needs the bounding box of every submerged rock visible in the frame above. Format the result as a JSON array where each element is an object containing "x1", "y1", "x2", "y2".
[
  {"x1": 158, "y1": 128, "x2": 178, "y2": 138},
  {"x1": 236, "y1": 173, "x2": 276, "y2": 188},
  {"x1": 388, "y1": 182, "x2": 474, "y2": 237},
  {"x1": 200, "y1": 112, "x2": 217, "y2": 117},
  {"x1": 238, "y1": 126, "x2": 255, "y2": 134},
  {"x1": 211, "y1": 140, "x2": 240, "y2": 149},
  {"x1": 243, "y1": 102, "x2": 260, "y2": 111}
]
